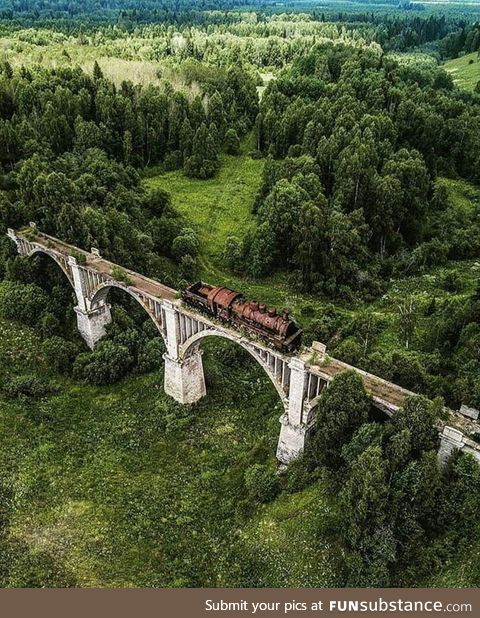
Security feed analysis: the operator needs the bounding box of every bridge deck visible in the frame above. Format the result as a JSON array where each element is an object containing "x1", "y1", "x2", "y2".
[
  {"x1": 302, "y1": 353, "x2": 414, "y2": 412},
  {"x1": 22, "y1": 229, "x2": 177, "y2": 301}
]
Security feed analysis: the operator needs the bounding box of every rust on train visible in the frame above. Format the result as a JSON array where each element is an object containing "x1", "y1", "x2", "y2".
[{"x1": 182, "y1": 282, "x2": 302, "y2": 353}]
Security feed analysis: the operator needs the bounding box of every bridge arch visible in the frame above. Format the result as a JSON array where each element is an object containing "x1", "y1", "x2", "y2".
[
  {"x1": 89, "y1": 282, "x2": 167, "y2": 345},
  {"x1": 26, "y1": 247, "x2": 75, "y2": 289},
  {"x1": 180, "y1": 329, "x2": 288, "y2": 405}
]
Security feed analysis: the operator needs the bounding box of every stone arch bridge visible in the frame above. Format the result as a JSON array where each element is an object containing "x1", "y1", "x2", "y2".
[{"x1": 7, "y1": 227, "x2": 480, "y2": 465}]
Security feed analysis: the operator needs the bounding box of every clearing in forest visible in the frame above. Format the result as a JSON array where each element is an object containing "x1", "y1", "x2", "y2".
[
  {"x1": 143, "y1": 152, "x2": 264, "y2": 267},
  {"x1": 444, "y1": 51, "x2": 480, "y2": 90}
]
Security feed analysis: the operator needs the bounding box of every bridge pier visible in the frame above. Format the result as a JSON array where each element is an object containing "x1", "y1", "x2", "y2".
[
  {"x1": 163, "y1": 351, "x2": 206, "y2": 405},
  {"x1": 75, "y1": 304, "x2": 112, "y2": 349},
  {"x1": 438, "y1": 426, "x2": 467, "y2": 466},
  {"x1": 276, "y1": 358, "x2": 309, "y2": 464},
  {"x1": 276, "y1": 415, "x2": 308, "y2": 464}
]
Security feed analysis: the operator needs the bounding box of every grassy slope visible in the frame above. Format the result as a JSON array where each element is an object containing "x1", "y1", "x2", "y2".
[
  {"x1": 444, "y1": 51, "x2": 480, "y2": 90},
  {"x1": 0, "y1": 318, "x2": 338, "y2": 588}
]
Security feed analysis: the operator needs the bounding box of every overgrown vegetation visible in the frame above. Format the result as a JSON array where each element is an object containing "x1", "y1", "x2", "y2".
[{"x1": 1, "y1": 0, "x2": 480, "y2": 590}]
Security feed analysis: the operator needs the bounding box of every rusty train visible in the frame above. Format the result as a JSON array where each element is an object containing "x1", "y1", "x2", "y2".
[{"x1": 182, "y1": 282, "x2": 302, "y2": 353}]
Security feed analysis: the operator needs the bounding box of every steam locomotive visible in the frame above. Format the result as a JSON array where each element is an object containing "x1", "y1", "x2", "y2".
[{"x1": 182, "y1": 282, "x2": 302, "y2": 353}]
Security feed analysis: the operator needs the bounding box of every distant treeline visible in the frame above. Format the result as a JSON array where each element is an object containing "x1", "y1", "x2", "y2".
[{"x1": 0, "y1": 1, "x2": 474, "y2": 59}]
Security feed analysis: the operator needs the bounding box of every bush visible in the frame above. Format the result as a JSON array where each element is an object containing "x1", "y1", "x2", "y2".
[
  {"x1": 225, "y1": 128, "x2": 240, "y2": 155},
  {"x1": 285, "y1": 454, "x2": 313, "y2": 494},
  {"x1": 222, "y1": 236, "x2": 243, "y2": 273},
  {"x1": 244, "y1": 463, "x2": 280, "y2": 503},
  {"x1": 171, "y1": 229, "x2": 199, "y2": 260},
  {"x1": 441, "y1": 271, "x2": 463, "y2": 293},
  {"x1": 333, "y1": 337, "x2": 363, "y2": 365},
  {"x1": 163, "y1": 150, "x2": 183, "y2": 171},
  {"x1": 73, "y1": 341, "x2": 134, "y2": 386},
  {"x1": 111, "y1": 266, "x2": 132, "y2": 286},
  {"x1": 0, "y1": 281, "x2": 50, "y2": 326},
  {"x1": 179, "y1": 254, "x2": 198, "y2": 281},
  {"x1": 37, "y1": 312, "x2": 60, "y2": 339},
  {"x1": 388, "y1": 350, "x2": 428, "y2": 392},
  {"x1": 137, "y1": 338, "x2": 165, "y2": 374},
  {"x1": 146, "y1": 188, "x2": 172, "y2": 217},
  {"x1": 2, "y1": 375, "x2": 55, "y2": 400},
  {"x1": 302, "y1": 305, "x2": 346, "y2": 346},
  {"x1": 156, "y1": 399, "x2": 196, "y2": 434},
  {"x1": 42, "y1": 336, "x2": 78, "y2": 375}
]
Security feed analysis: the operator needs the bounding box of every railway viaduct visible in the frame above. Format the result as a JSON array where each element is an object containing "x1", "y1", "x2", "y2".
[{"x1": 7, "y1": 226, "x2": 480, "y2": 466}]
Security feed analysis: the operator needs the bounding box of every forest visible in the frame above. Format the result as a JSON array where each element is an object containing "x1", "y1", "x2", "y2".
[{"x1": 1, "y1": 0, "x2": 480, "y2": 590}]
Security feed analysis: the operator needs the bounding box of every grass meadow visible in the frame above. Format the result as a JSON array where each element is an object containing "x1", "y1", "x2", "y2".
[{"x1": 444, "y1": 51, "x2": 480, "y2": 90}]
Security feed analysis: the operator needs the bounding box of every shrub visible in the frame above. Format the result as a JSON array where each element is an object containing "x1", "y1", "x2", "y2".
[
  {"x1": 388, "y1": 350, "x2": 428, "y2": 392},
  {"x1": 0, "y1": 281, "x2": 50, "y2": 326},
  {"x1": 2, "y1": 375, "x2": 55, "y2": 400},
  {"x1": 36, "y1": 312, "x2": 60, "y2": 339},
  {"x1": 244, "y1": 463, "x2": 280, "y2": 503},
  {"x1": 285, "y1": 454, "x2": 313, "y2": 494},
  {"x1": 111, "y1": 266, "x2": 132, "y2": 286},
  {"x1": 222, "y1": 236, "x2": 243, "y2": 273},
  {"x1": 156, "y1": 399, "x2": 196, "y2": 434},
  {"x1": 73, "y1": 341, "x2": 134, "y2": 385},
  {"x1": 179, "y1": 254, "x2": 198, "y2": 281},
  {"x1": 137, "y1": 338, "x2": 165, "y2": 374},
  {"x1": 171, "y1": 229, "x2": 199, "y2": 260},
  {"x1": 146, "y1": 188, "x2": 172, "y2": 217},
  {"x1": 225, "y1": 128, "x2": 241, "y2": 155},
  {"x1": 333, "y1": 337, "x2": 363, "y2": 365},
  {"x1": 163, "y1": 150, "x2": 183, "y2": 171},
  {"x1": 42, "y1": 336, "x2": 78, "y2": 375}
]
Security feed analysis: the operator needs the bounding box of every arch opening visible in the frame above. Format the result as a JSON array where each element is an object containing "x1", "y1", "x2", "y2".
[
  {"x1": 89, "y1": 282, "x2": 167, "y2": 346},
  {"x1": 181, "y1": 330, "x2": 288, "y2": 405},
  {"x1": 28, "y1": 247, "x2": 75, "y2": 288}
]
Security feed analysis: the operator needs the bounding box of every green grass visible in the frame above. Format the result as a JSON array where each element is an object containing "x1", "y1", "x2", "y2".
[
  {"x1": 0, "y1": 317, "x2": 339, "y2": 588},
  {"x1": 144, "y1": 150, "x2": 264, "y2": 265},
  {"x1": 444, "y1": 51, "x2": 480, "y2": 91},
  {"x1": 436, "y1": 176, "x2": 480, "y2": 214}
]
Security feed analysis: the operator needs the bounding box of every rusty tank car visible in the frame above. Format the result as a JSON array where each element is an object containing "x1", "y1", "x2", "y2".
[{"x1": 182, "y1": 282, "x2": 302, "y2": 353}]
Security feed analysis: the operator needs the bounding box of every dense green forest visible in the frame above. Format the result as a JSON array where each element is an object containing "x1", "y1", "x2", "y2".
[{"x1": 1, "y1": 0, "x2": 480, "y2": 589}]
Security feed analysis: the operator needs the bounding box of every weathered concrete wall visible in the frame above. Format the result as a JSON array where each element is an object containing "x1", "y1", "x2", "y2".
[
  {"x1": 438, "y1": 425, "x2": 480, "y2": 466},
  {"x1": 75, "y1": 304, "x2": 112, "y2": 350},
  {"x1": 276, "y1": 413, "x2": 307, "y2": 464},
  {"x1": 163, "y1": 351, "x2": 206, "y2": 405}
]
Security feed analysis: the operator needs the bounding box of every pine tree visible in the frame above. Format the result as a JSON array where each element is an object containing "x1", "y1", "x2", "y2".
[
  {"x1": 225, "y1": 128, "x2": 240, "y2": 155},
  {"x1": 93, "y1": 60, "x2": 104, "y2": 81},
  {"x1": 184, "y1": 123, "x2": 218, "y2": 179}
]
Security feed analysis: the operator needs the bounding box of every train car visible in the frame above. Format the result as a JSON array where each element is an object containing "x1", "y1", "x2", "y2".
[{"x1": 182, "y1": 282, "x2": 302, "y2": 353}]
